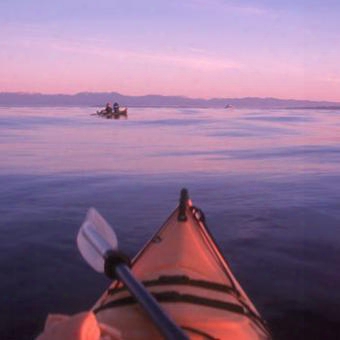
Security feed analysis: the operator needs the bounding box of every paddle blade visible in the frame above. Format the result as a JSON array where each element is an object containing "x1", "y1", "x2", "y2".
[{"x1": 77, "y1": 208, "x2": 118, "y2": 272}]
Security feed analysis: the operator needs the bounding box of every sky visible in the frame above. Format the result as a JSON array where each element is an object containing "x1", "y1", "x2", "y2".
[{"x1": 1, "y1": 0, "x2": 340, "y2": 101}]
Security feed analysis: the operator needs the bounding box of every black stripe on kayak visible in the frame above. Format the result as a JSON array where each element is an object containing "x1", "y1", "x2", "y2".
[
  {"x1": 107, "y1": 275, "x2": 240, "y2": 297},
  {"x1": 94, "y1": 291, "x2": 247, "y2": 315},
  {"x1": 181, "y1": 326, "x2": 218, "y2": 340}
]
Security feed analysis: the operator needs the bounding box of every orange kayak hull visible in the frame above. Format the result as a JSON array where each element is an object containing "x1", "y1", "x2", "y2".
[{"x1": 93, "y1": 190, "x2": 271, "y2": 339}]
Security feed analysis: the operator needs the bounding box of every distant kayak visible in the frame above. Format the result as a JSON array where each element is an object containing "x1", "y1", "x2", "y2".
[{"x1": 96, "y1": 107, "x2": 128, "y2": 119}]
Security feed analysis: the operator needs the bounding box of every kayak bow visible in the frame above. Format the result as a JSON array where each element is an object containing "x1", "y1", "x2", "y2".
[{"x1": 92, "y1": 188, "x2": 271, "y2": 339}]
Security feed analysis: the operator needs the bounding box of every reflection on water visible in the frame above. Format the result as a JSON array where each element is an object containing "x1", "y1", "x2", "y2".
[{"x1": 0, "y1": 106, "x2": 340, "y2": 339}]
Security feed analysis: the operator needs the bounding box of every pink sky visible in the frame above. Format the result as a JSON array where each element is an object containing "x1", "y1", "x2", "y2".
[{"x1": 1, "y1": 1, "x2": 340, "y2": 101}]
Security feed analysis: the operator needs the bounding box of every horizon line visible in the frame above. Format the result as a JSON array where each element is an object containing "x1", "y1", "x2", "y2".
[{"x1": 0, "y1": 91, "x2": 339, "y2": 104}]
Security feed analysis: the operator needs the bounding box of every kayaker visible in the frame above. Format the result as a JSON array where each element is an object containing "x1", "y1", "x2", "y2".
[
  {"x1": 105, "y1": 102, "x2": 113, "y2": 114},
  {"x1": 113, "y1": 102, "x2": 119, "y2": 114}
]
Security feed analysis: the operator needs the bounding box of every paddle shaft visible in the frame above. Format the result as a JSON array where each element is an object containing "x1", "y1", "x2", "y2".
[{"x1": 115, "y1": 263, "x2": 188, "y2": 340}]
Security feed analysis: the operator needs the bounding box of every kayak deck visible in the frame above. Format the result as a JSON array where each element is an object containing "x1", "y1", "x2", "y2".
[{"x1": 93, "y1": 189, "x2": 271, "y2": 339}]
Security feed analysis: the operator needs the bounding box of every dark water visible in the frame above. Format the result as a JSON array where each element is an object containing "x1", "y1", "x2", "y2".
[{"x1": 0, "y1": 107, "x2": 339, "y2": 339}]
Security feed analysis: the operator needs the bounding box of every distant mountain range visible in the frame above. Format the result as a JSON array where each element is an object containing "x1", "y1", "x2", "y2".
[{"x1": 0, "y1": 92, "x2": 339, "y2": 109}]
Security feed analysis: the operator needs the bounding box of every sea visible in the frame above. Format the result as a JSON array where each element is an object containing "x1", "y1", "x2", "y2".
[{"x1": 0, "y1": 106, "x2": 339, "y2": 339}]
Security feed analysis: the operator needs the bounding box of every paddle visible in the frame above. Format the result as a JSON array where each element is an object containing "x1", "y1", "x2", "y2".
[{"x1": 77, "y1": 208, "x2": 188, "y2": 340}]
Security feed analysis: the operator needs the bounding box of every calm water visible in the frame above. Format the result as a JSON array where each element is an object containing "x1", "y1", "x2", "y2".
[{"x1": 1, "y1": 106, "x2": 340, "y2": 339}]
